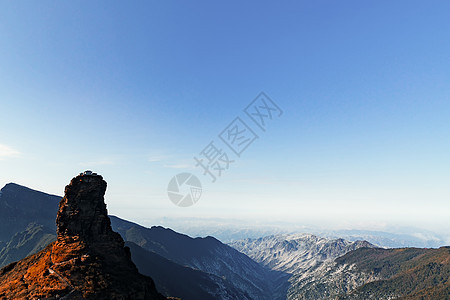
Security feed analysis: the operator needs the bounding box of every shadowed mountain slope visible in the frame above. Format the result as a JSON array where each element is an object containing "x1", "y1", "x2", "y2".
[
  {"x1": 110, "y1": 216, "x2": 284, "y2": 300},
  {"x1": 0, "y1": 183, "x2": 60, "y2": 243},
  {"x1": 0, "y1": 174, "x2": 166, "y2": 299}
]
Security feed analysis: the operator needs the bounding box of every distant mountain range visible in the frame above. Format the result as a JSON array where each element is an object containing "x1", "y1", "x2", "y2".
[
  {"x1": 0, "y1": 183, "x2": 281, "y2": 299},
  {"x1": 110, "y1": 216, "x2": 280, "y2": 300},
  {"x1": 154, "y1": 217, "x2": 447, "y2": 248},
  {"x1": 319, "y1": 229, "x2": 447, "y2": 249},
  {"x1": 287, "y1": 246, "x2": 450, "y2": 299},
  {"x1": 230, "y1": 234, "x2": 449, "y2": 298},
  {"x1": 0, "y1": 182, "x2": 448, "y2": 299},
  {"x1": 229, "y1": 234, "x2": 375, "y2": 273}
]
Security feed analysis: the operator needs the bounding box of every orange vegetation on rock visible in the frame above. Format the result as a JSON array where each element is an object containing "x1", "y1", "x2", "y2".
[{"x1": 0, "y1": 173, "x2": 166, "y2": 300}]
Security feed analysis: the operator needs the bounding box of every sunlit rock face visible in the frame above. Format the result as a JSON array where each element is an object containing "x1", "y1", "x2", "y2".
[
  {"x1": 57, "y1": 174, "x2": 109, "y2": 240},
  {"x1": 55, "y1": 174, "x2": 125, "y2": 258},
  {"x1": 0, "y1": 173, "x2": 166, "y2": 300}
]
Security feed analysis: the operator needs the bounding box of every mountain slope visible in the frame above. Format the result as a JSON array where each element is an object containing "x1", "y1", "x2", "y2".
[
  {"x1": 2, "y1": 182, "x2": 447, "y2": 299},
  {"x1": 0, "y1": 174, "x2": 166, "y2": 299},
  {"x1": 0, "y1": 223, "x2": 56, "y2": 267},
  {"x1": 111, "y1": 216, "x2": 282, "y2": 300},
  {"x1": 126, "y1": 241, "x2": 245, "y2": 300},
  {"x1": 336, "y1": 246, "x2": 450, "y2": 299},
  {"x1": 0, "y1": 183, "x2": 285, "y2": 299},
  {"x1": 0, "y1": 183, "x2": 60, "y2": 243},
  {"x1": 287, "y1": 246, "x2": 450, "y2": 299},
  {"x1": 229, "y1": 233, "x2": 374, "y2": 274}
]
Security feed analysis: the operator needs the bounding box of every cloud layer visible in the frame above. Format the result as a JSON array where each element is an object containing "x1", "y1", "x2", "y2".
[{"x1": 0, "y1": 144, "x2": 20, "y2": 160}]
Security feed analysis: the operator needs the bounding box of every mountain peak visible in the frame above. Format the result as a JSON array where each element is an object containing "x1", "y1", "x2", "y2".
[
  {"x1": 56, "y1": 173, "x2": 110, "y2": 242},
  {"x1": 0, "y1": 173, "x2": 166, "y2": 299},
  {"x1": 0, "y1": 182, "x2": 61, "y2": 204},
  {"x1": 1, "y1": 182, "x2": 41, "y2": 194}
]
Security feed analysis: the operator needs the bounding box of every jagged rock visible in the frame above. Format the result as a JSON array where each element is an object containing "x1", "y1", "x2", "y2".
[{"x1": 0, "y1": 173, "x2": 166, "y2": 300}]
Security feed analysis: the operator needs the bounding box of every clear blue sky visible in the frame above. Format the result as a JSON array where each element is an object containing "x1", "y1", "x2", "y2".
[{"x1": 1, "y1": 1, "x2": 449, "y2": 235}]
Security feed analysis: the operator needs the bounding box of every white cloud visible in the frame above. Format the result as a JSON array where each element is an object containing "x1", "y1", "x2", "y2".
[
  {"x1": 148, "y1": 151, "x2": 192, "y2": 168},
  {"x1": 0, "y1": 144, "x2": 20, "y2": 160},
  {"x1": 78, "y1": 159, "x2": 115, "y2": 167},
  {"x1": 163, "y1": 163, "x2": 192, "y2": 169},
  {"x1": 148, "y1": 155, "x2": 171, "y2": 162}
]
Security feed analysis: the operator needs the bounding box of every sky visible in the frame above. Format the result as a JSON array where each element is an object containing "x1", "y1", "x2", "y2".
[{"x1": 0, "y1": 1, "x2": 449, "y2": 237}]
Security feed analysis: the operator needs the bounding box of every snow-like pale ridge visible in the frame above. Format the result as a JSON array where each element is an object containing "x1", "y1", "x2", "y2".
[
  {"x1": 229, "y1": 233, "x2": 376, "y2": 299},
  {"x1": 229, "y1": 233, "x2": 374, "y2": 274}
]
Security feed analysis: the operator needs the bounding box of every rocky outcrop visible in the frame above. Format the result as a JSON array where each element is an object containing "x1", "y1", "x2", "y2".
[{"x1": 0, "y1": 173, "x2": 166, "y2": 299}]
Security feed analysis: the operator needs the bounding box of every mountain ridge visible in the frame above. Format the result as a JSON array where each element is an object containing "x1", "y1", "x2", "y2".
[
  {"x1": 1, "y1": 181, "x2": 448, "y2": 299},
  {"x1": 0, "y1": 183, "x2": 60, "y2": 243},
  {"x1": 0, "y1": 181, "x2": 283, "y2": 299},
  {"x1": 229, "y1": 233, "x2": 375, "y2": 274},
  {"x1": 287, "y1": 246, "x2": 450, "y2": 299},
  {"x1": 0, "y1": 174, "x2": 166, "y2": 299},
  {"x1": 110, "y1": 215, "x2": 282, "y2": 300}
]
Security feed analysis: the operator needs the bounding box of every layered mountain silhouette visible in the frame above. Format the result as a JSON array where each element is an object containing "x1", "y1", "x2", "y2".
[
  {"x1": 0, "y1": 222, "x2": 55, "y2": 268},
  {"x1": 231, "y1": 233, "x2": 449, "y2": 299},
  {"x1": 0, "y1": 183, "x2": 59, "y2": 243},
  {"x1": 0, "y1": 179, "x2": 448, "y2": 299},
  {"x1": 0, "y1": 178, "x2": 282, "y2": 299},
  {"x1": 124, "y1": 241, "x2": 244, "y2": 299},
  {"x1": 0, "y1": 174, "x2": 166, "y2": 299},
  {"x1": 287, "y1": 246, "x2": 450, "y2": 299},
  {"x1": 110, "y1": 216, "x2": 280, "y2": 299},
  {"x1": 230, "y1": 234, "x2": 375, "y2": 273}
]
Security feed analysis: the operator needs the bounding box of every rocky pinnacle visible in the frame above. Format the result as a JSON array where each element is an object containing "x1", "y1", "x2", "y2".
[
  {"x1": 56, "y1": 174, "x2": 117, "y2": 243},
  {"x1": 0, "y1": 172, "x2": 167, "y2": 300}
]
